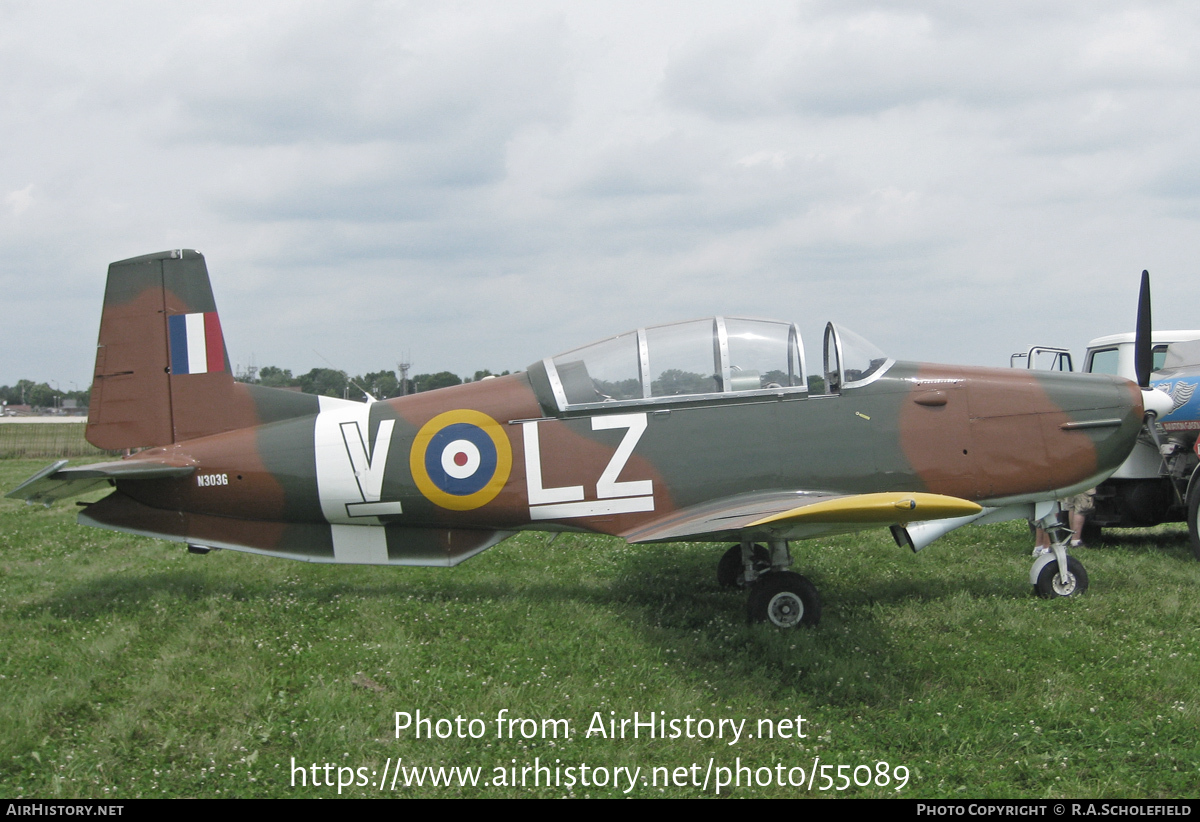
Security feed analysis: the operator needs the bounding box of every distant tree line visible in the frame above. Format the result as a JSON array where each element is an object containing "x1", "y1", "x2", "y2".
[
  {"x1": 244, "y1": 366, "x2": 512, "y2": 399},
  {"x1": 1, "y1": 380, "x2": 89, "y2": 412},
  {"x1": 2, "y1": 366, "x2": 512, "y2": 413}
]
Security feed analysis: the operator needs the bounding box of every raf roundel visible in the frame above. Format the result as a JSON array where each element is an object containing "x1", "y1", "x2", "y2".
[{"x1": 410, "y1": 410, "x2": 513, "y2": 510}]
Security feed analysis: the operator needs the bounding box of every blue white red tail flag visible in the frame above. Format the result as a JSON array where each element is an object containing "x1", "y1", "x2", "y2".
[{"x1": 168, "y1": 312, "x2": 225, "y2": 375}]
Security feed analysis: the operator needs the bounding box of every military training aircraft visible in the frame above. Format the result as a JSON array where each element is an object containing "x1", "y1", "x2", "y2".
[{"x1": 8, "y1": 251, "x2": 1173, "y2": 627}]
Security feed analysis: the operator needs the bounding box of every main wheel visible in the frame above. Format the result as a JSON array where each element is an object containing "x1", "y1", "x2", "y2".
[
  {"x1": 747, "y1": 572, "x2": 821, "y2": 627},
  {"x1": 717, "y1": 544, "x2": 769, "y2": 588},
  {"x1": 1034, "y1": 555, "x2": 1089, "y2": 598}
]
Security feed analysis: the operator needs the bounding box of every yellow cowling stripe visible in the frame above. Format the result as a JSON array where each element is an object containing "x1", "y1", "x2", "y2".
[{"x1": 748, "y1": 492, "x2": 982, "y2": 527}]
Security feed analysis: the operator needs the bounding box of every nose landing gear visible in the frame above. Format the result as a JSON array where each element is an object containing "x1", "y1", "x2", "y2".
[
  {"x1": 1032, "y1": 552, "x2": 1089, "y2": 598},
  {"x1": 1031, "y1": 507, "x2": 1089, "y2": 599}
]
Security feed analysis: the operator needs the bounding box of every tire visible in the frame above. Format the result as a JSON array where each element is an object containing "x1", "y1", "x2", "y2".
[
  {"x1": 1034, "y1": 556, "x2": 1089, "y2": 598},
  {"x1": 717, "y1": 544, "x2": 769, "y2": 588},
  {"x1": 1188, "y1": 478, "x2": 1200, "y2": 562},
  {"x1": 747, "y1": 571, "x2": 821, "y2": 627},
  {"x1": 1119, "y1": 480, "x2": 1172, "y2": 526}
]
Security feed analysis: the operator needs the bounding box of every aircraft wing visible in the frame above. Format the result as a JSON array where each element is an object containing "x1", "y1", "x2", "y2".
[
  {"x1": 6, "y1": 459, "x2": 196, "y2": 506},
  {"x1": 622, "y1": 490, "x2": 983, "y2": 544}
]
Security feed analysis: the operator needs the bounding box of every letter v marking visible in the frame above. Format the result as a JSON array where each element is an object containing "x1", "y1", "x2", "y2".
[{"x1": 341, "y1": 419, "x2": 403, "y2": 517}]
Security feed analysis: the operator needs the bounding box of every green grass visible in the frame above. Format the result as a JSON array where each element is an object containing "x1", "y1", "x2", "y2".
[
  {"x1": 0, "y1": 422, "x2": 114, "y2": 459},
  {"x1": 1, "y1": 458, "x2": 1198, "y2": 798}
]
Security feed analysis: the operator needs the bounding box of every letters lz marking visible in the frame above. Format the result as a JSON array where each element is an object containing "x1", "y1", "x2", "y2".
[
  {"x1": 524, "y1": 413, "x2": 655, "y2": 520},
  {"x1": 197, "y1": 473, "x2": 228, "y2": 487}
]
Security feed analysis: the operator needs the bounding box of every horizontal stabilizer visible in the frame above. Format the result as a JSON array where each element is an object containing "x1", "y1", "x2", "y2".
[{"x1": 6, "y1": 459, "x2": 196, "y2": 506}]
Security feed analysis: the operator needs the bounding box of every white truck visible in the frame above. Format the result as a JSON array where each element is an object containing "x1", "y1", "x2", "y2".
[{"x1": 1014, "y1": 331, "x2": 1200, "y2": 559}]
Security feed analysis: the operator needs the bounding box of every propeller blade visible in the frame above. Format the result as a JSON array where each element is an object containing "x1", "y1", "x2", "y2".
[{"x1": 1134, "y1": 269, "x2": 1152, "y2": 387}]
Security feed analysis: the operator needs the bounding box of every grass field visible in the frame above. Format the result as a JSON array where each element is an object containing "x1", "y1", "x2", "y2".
[
  {"x1": 0, "y1": 421, "x2": 113, "y2": 459},
  {"x1": 2, "y1": 456, "x2": 1198, "y2": 799}
]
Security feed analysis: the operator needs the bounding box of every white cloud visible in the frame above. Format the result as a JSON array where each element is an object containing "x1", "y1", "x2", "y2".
[
  {"x1": 5, "y1": 184, "x2": 33, "y2": 215},
  {"x1": 2, "y1": 1, "x2": 1200, "y2": 389}
]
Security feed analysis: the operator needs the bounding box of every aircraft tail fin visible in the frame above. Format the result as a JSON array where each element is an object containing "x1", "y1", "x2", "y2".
[{"x1": 87, "y1": 250, "x2": 252, "y2": 450}]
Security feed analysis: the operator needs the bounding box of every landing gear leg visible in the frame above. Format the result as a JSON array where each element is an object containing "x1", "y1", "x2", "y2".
[
  {"x1": 746, "y1": 540, "x2": 823, "y2": 627},
  {"x1": 717, "y1": 542, "x2": 769, "y2": 588}
]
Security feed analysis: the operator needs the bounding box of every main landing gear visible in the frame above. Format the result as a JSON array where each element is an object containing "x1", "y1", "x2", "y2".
[{"x1": 718, "y1": 541, "x2": 822, "y2": 627}]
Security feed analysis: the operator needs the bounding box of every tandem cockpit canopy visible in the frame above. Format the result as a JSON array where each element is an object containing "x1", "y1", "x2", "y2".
[{"x1": 527, "y1": 317, "x2": 893, "y2": 414}]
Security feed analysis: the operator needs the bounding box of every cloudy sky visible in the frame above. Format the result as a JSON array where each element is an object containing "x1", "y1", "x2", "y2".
[{"x1": 3, "y1": 1, "x2": 1199, "y2": 390}]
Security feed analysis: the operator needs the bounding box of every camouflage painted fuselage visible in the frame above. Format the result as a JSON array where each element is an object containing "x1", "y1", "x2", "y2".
[{"x1": 12, "y1": 250, "x2": 1145, "y2": 568}]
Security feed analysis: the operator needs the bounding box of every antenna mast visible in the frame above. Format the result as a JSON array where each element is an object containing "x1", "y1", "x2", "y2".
[{"x1": 398, "y1": 353, "x2": 411, "y2": 396}]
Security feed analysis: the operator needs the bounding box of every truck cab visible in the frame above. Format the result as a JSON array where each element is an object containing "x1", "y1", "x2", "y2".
[{"x1": 1080, "y1": 332, "x2": 1189, "y2": 381}]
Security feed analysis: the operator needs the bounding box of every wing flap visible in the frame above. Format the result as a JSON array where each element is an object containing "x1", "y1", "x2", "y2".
[
  {"x1": 6, "y1": 458, "x2": 196, "y2": 506},
  {"x1": 623, "y1": 490, "x2": 842, "y2": 543}
]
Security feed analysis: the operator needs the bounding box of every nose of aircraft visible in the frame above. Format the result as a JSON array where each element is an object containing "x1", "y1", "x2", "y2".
[
  {"x1": 964, "y1": 367, "x2": 1144, "y2": 501},
  {"x1": 1040, "y1": 371, "x2": 1145, "y2": 482}
]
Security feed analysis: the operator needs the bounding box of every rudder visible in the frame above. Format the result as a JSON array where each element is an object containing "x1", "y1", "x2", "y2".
[{"x1": 87, "y1": 250, "x2": 247, "y2": 449}]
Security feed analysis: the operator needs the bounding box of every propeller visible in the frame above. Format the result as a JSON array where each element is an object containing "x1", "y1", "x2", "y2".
[
  {"x1": 1134, "y1": 269, "x2": 1153, "y2": 388},
  {"x1": 1133, "y1": 271, "x2": 1178, "y2": 501},
  {"x1": 1134, "y1": 270, "x2": 1173, "y2": 419}
]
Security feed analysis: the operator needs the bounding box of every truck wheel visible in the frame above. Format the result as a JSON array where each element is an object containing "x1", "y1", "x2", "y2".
[
  {"x1": 1188, "y1": 480, "x2": 1200, "y2": 562},
  {"x1": 1120, "y1": 479, "x2": 1172, "y2": 526}
]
